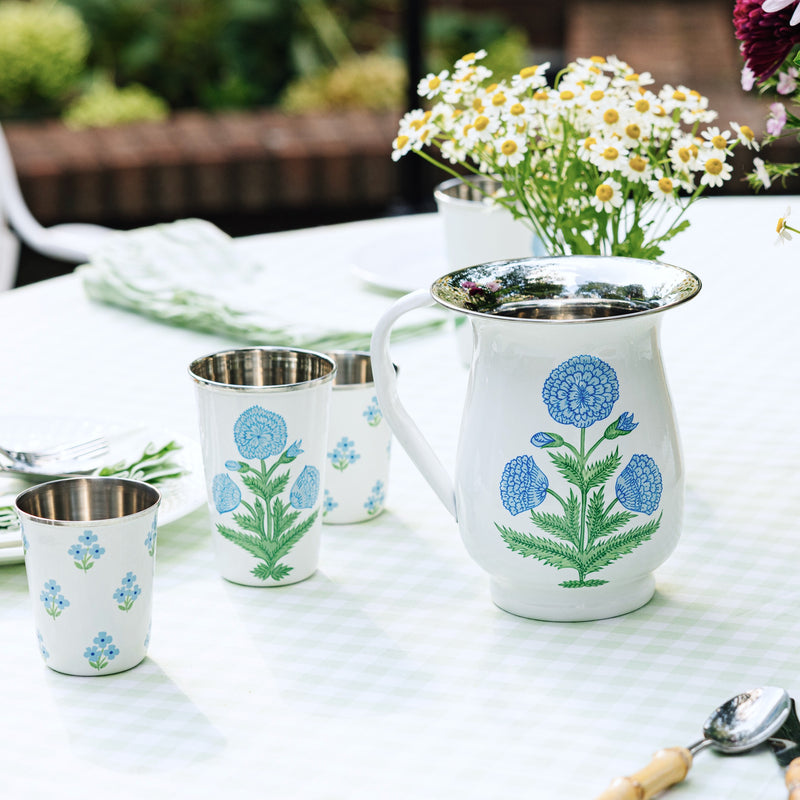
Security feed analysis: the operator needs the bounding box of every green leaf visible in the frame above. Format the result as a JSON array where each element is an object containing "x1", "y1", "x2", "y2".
[
  {"x1": 586, "y1": 490, "x2": 635, "y2": 543},
  {"x1": 548, "y1": 451, "x2": 583, "y2": 488},
  {"x1": 216, "y1": 523, "x2": 270, "y2": 561},
  {"x1": 273, "y1": 510, "x2": 318, "y2": 562},
  {"x1": 584, "y1": 448, "x2": 622, "y2": 491},
  {"x1": 232, "y1": 497, "x2": 265, "y2": 535},
  {"x1": 582, "y1": 513, "x2": 661, "y2": 574},
  {"x1": 251, "y1": 561, "x2": 293, "y2": 581},
  {"x1": 271, "y1": 496, "x2": 301, "y2": 538},
  {"x1": 560, "y1": 578, "x2": 608, "y2": 588},
  {"x1": 496, "y1": 524, "x2": 581, "y2": 571},
  {"x1": 529, "y1": 490, "x2": 581, "y2": 546}
]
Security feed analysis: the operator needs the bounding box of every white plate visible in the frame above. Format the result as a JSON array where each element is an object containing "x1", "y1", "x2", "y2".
[
  {"x1": 0, "y1": 417, "x2": 206, "y2": 566},
  {"x1": 351, "y1": 219, "x2": 449, "y2": 293}
]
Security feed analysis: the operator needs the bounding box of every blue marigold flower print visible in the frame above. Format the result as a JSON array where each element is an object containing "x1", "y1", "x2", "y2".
[
  {"x1": 290, "y1": 465, "x2": 320, "y2": 509},
  {"x1": 499, "y1": 455, "x2": 549, "y2": 515},
  {"x1": 604, "y1": 411, "x2": 639, "y2": 440},
  {"x1": 531, "y1": 431, "x2": 564, "y2": 448},
  {"x1": 616, "y1": 454, "x2": 663, "y2": 515},
  {"x1": 233, "y1": 405, "x2": 288, "y2": 459},
  {"x1": 542, "y1": 355, "x2": 619, "y2": 428},
  {"x1": 286, "y1": 440, "x2": 304, "y2": 460},
  {"x1": 212, "y1": 473, "x2": 241, "y2": 513}
]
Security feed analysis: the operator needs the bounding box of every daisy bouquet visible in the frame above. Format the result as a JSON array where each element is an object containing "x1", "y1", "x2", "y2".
[{"x1": 393, "y1": 51, "x2": 759, "y2": 259}]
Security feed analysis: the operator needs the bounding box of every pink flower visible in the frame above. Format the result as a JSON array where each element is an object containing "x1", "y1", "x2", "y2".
[
  {"x1": 777, "y1": 66, "x2": 799, "y2": 93},
  {"x1": 734, "y1": 0, "x2": 800, "y2": 79},
  {"x1": 741, "y1": 64, "x2": 756, "y2": 90},
  {"x1": 767, "y1": 102, "x2": 788, "y2": 135}
]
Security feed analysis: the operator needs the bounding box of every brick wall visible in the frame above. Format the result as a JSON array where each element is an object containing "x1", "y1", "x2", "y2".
[{"x1": 4, "y1": 108, "x2": 430, "y2": 229}]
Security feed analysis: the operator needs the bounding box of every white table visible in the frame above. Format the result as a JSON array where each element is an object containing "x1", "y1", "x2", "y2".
[{"x1": 0, "y1": 197, "x2": 798, "y2": 799}]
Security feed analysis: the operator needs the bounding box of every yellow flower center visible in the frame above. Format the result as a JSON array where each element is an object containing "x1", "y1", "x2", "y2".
[
  {"x1": 689, "y1": 89, "x2": 701, "y2": 99},
  {"x1": 584, "y1": 136, "x2": 598, "y2": 149},
  {"x1": 625, "y1": 123, "x2": 641, "y2": 139},
  {"x1": 462, "y1": 52, "x2": 477, "y2": 62},
  {"x1": 603, "y1": 108, "x2": 620, "y2": 124},
  {"x1": 690, "y1": 143, "x2": 700, "y2": 157},
  {"x1": 560, "y1": 90, "x2": 575, "y2": 101},
  {"x1": 474, "y1": 115, "x2": 490, "y2": 131},
  {"x1": 510, "y1": 102, "x2": 526, "y2": 116},
  {"x1": 634, "y1": 98, "x2": 650, "y2": 113},
  {"x1": 472, "y1": 98, "x2": 484, "y2": 112},
  {"x1": 658, "y1": 176, "x2": 674, "y2": 193},
  {"x1": 492, "y1": 92, "x2": 507, "y2": 106},
  {"x1": 515, "y1": 122, "x2": 526, "y2": 134},
  {"x1": 711, "y1": 135, "x2": 727, "y2": 149},
  {"x1": 519, "y1": 65, "x2": 539, "y2": 79},
  {"x1": 462, "y1": 123, "x2": 473, "y2": 137},
  {"x1": 596, "y1": 183, "x2": 614, "y2": 202},
  {"x1": 677, "y1": 147, "x2": 692, "y2": 163},
  {"x1": 589, "y1": 65, "x2": 602, "y2": 74},
  {"x1": 423, "y1": 110, "x2": 432, "y2": 121},
  {"x1": 740, "y1": 124, "x2": 755, "y2": 140},
  {"x1": 777, "y1": 216, "x2": 786, "y2": 233},
  {"x1": 602, "y1": 146, "x2": 620, "y2": 161},
  {"x1": 625, "y1": 72, "x2": 640, "y2": 81},
  {"x1": 629, "y1": 156, "x2": 647, "y2": 172},
  {"x1": 501, "y1": 139, "x2": 518, "y2": 156},
  {"x1": 590, "y1": 55, "x2": 606, "y2": 63},
  {"x1": 705, "y1": 158, "x2": 723, "y2": 175},
  {"x1": 429, "y1": 76, "x2": 441, "y2": 90},
  {"x1": 533, "y1": 90, "x2": 549, "y2": 101},
  {"x1": 654, "y1": 104, "x2": 667, "y2": 117},
  {"x1": 672, "y1": 90, "x2": 687, "y2": 101},
  {"x1": 410, "y1": 119, "x2": 424, "y2": 130},
  {"x1": 395, "y1": 135, "x2": 409, "y2": 150},
  {"x1": 589, "y1": 90, "x2": 604, "y2": 102}
]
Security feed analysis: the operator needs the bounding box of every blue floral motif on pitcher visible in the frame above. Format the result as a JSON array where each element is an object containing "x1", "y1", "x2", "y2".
[{"x1": 496, "y1": 354, "x2": 663, "y2": 588}]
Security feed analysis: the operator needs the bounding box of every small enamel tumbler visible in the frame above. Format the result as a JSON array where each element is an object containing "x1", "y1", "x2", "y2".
[
  {"x1": 322, "y1": 351, "x2": 393, "y2": 524},
  {"x1": 189, "y1": 347, "x2": 336, "y2": 586},
  {"x1": 16, "y1": 477, "x2": 161, "y2": 676}
]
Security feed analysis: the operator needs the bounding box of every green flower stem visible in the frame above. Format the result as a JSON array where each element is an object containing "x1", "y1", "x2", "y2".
[{"x1": 579, "y1": 428, "x2": 588, "y2": 558}]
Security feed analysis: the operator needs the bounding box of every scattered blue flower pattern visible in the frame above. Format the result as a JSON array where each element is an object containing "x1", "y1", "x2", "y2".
[
  {"x1": 212, "y1": 473, "x2": 241, "y2": 513},
  {"x1": 615, "y1": 454, "x2": 663, "y2": 515},
  {"x1": 364, "y1": 481, "x2": 386, "y2": 516},
  {"x1": 542, "y1": 354, "x2": 619, "y2": 428},
  {"x1": 36, "y1": 630, "x2": 49, "y2": 661},
  {"x1": 322, "y1": 489, "x2": 338, "y2": 516},
  {"x1": 40, "y1": 580, "x2": 69, "y2": 619},
  {"x1": 328, "y1": 437, "x2": 361, "y2": 471},
  {"x1": 84, "y1": 631, "x2": 119, "y2": 671},
  {"x1": 68, "y1": 530, "x2": 104, "y2": 571},
  {"x1": 290, "y1": 466, "x2": 320, "y2": 510},
  {"x1": 113, "y1": 571, "x2": 142, "y2": 611},
  {"x1": 362, "y1": 396, "x2": 383, "y2": 427},
  {"x1": 499, "y1": 455, "x2": 549, "y2": 515},
  {"x1": 233, "y1": 406, "x2": 287, "y2": 459},
  {"x1": 145, "y1": 519, "x2": 157, "y2": 556}
]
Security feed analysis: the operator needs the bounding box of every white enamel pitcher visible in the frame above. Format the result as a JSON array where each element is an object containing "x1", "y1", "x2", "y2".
[{"x1": 370, "y1": 256, "x2": 701, "y2": 622}]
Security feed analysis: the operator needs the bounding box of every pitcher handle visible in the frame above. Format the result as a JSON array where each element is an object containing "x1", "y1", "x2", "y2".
[{"x1": 370, "y1": 289, "x2": 458, "y2": 520}]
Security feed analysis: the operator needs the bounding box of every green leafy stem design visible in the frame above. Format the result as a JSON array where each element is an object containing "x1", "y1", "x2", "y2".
[
  {"x1": 496, "y1": 421, "x2": 661, "y2": 588},
  {"x1": 217, "y1": 448, "x2": 316, "y2": 582}
]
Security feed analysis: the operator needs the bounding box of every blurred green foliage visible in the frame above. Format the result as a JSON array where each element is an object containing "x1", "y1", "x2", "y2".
[
  {"x1": 0, "y1": 0, "x2": 91, "y2": 116},
  {"x1": 63, "y1": 77, "x2": 169, "y2": 128}
]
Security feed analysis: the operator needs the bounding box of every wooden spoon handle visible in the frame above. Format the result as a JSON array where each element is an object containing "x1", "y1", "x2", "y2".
[
  {"x1": 785, "y1": 757, "x2": 800, "y2": 800},
  {"x1": 594, "y1": 746, "x2": 693, "y2": 800}
]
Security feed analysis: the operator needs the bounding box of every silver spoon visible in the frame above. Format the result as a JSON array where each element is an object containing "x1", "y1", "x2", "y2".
[{"x1": 595, "y1": 687, "x2": 793, "y2": 799}]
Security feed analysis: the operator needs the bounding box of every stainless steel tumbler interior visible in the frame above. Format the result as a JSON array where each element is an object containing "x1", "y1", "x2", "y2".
[
  {"x1": 325, "y1": 351, "x2": 374, "y2": 387},
  {"x1": 15, "y1": 477, "x2": 160, "y2": 524},
  {"x1": 434, "y1": 174, "x2": 505, "y2": 204},
  {"x1": 189, "y1": 347, "x2": 336, "y2": 391}
]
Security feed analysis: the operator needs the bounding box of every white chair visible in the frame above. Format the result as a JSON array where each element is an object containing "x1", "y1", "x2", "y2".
[{"x1": 0, "y1": 122, "x2": 115, "y2": 271}]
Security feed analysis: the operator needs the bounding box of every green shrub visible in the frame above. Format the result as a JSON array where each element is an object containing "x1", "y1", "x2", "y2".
[
  {"x1": 63, "y1": 78, "x2": 169, "y2": 128},
  {"x1": 0, "y1": 1, "x2": 90, "y2": 115},
  {"x1": 280, "y1": 53, "x2": 406, "y2": 113}
]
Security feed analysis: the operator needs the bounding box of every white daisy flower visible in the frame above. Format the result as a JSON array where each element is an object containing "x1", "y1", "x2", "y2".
[
  {"x1": 701, "y1": 126, "x2": 732, "y2": 152},
  {"x1": 730, "y1": 121, "x2": 759, "y2": 150},
  {"x1": 647, "y1": 169, "x2": 678, "y2": 204},
  {"x1": 699, "y1": 156, "x2": 732, "y2": 187},
  {"x1": 753, "y1": 156, "x2": 772, "y2": 188},
  {"x1": 590, "y1": 177, "x2": 624, "y2": 212},
  {"x1": 668, "y1": 137, "x2": 700, "y2": 171},
  {"x1": 589, "y1": 137, "x2": 629, "y2": 171},
  {"x1": 511, "y1": 62, "x2": 550, "y2": 90},
  {"x1": 619, "y1": 153, "x2": 651, "y2": 182},
  {"x1": 418, "y1": 71, "x2": 449, "y2": 99},
  {"x1": 776, "y1": 206, "x2": 793, "y2": 244},
  {"x1": 454, "y1": 49, "x2": 488, "y2": 70},
  {"x1": 495, "y1": 133, "x2": 527, "y2": 168}
]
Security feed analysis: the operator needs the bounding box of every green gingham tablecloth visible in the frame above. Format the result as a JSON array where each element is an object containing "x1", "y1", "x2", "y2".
[{"x1": 0, "y1": 202, "x2": 798, "y2": 799}]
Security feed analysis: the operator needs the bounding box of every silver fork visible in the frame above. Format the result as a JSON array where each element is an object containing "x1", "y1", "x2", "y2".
[{"x1": 0, "y1": 436, "x2": 109, "y2": 469}]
